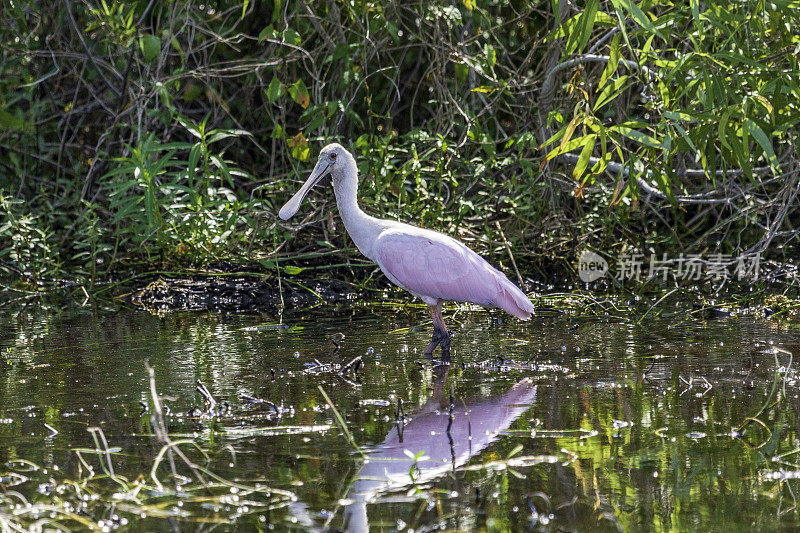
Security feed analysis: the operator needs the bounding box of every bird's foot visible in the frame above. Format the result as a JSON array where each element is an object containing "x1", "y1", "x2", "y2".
[
  {"x1": 423, "y1": 329, "x2": 443, "y2": 358},
  {"x1": 439, "y1": 329, "x2": 451, "y2": 363}
]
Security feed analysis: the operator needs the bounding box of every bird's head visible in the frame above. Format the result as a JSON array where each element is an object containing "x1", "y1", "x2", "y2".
[{"x1": 279, "y1": 143, "x2": 350, "y2": 220}]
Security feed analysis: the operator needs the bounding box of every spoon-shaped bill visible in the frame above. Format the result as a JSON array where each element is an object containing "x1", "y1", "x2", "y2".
[{"x1": 278, "y1": 160, "x2": 331, "y2": 220}]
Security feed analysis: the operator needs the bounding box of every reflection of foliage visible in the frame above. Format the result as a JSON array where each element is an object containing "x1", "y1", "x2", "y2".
[{"x1": 550, "y1": 346, "x2": 800, "y2": 531}]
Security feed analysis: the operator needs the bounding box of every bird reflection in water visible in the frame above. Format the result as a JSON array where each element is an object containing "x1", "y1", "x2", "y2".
[{"x1": 341, "y1": 366, "x2": 537, "y2": 532}]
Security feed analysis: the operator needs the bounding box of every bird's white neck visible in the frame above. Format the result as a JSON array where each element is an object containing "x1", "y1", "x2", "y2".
[{"x1": 332, "y1": 154, "x2": 387, "y2": 261}]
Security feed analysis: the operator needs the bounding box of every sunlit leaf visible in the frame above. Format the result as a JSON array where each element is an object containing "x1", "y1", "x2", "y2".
[
  {"x1": 283, "y1": 28, "x2": 302, "y2": 47},
  {"x1": 690, "y1": 0, "x2": 703, "y2": 36},
  {"x1": 560, "y1": 114, "x2": 582, "y2": 152},
  {"x1": 471, "y1": 86, "x2": 496, "y2": 94},
  {"x1": 594, "y1": 75, "x2": 629, "y2": 112},
  {"x1": 484, "y1": 43, "x2": 497, "y2": 70},
  {"x1": 288, "y1": 132, "x2": 310, "y2": 161},
  {"x1": 283, "y1": 265, "x2": 304, "y2": 275},
  {"x1": 750, "y1": 94, "x2": 774, "y2": 119},
  {"x1": 258, "y1": 24, "x2": 275, "y2": 42},
  {"x1": 545, "y1": 135, "x2": 594, "y2": 162}
]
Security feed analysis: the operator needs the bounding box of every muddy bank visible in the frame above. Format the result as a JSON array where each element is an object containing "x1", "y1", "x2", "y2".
[
  {"x1": 125, "y1": 272, "x2": 800, "y2": 321},
  {"x1": 5, "y1": 256, "x2": 797, "y2": 317},
  {"x1": 129, "y1": 275, "x2": 359, "y2": 313}
]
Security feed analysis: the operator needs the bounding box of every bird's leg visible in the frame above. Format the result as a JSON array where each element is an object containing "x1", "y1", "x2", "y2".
[{"x1": 424, "y1": 302, "x2": 451, "y2": 362}]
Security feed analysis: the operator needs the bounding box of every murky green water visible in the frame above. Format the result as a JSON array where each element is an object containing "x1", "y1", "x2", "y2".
[{"x1": 2, "y1": 301, "x2": 800, "y2": 531}]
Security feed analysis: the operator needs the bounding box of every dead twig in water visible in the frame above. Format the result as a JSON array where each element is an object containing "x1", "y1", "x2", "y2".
[
  {"x1": 196, "y1": 379, "x2": 217, "y2": 410},
  {"x1": 145, "y1": 360, "x2": 206, "y2": 490}
]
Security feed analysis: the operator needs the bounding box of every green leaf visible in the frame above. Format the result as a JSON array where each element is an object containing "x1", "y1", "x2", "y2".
[
  {"x1": 170, "y1": 36, "x2": 183, "y2": 59},
  {"x1": 288, "y1": 132, "x2": 310, "y2": 161},
  {"x1": 484, "y1": 43, "x2": 497, "y2": 70},
  {"x1": 0, "y1": 109, "x2": 31, "y2": 132},
  {"x1": 258, "y1": 25, "x2": 275, "y2": 42},
  {"x1": 283, "y1": 265, "x2": 304, "y2": 275},
  {"x1": 612, "y1": 124, "x2": 664, "y2": 149},
  {"x1": 745, "y1": 118, "x2": 780, "y2": 170},
  {"x1": 210, "y1": 155, "x2": 234, "y2": 187},
  {"x1": 288, "y1": 79, "x2": 310, "y2": 109},
  {"x1": 673, "y1": 123, "x2": 697, "y2": 153},
  {"x1": 271, "y1": 124, "x2": 285, "y2": 139},
  {"x1": 283, "y1": 28, "x2": 302, "y2": 47},
  {"x1": 690, "y1": 0, "x2": 703, "y2": 37},
  {"x1": 594, "y1": 75, "x2": 629, "y2": 112},
  {"x1": 573, "y1": 135, "x2": 596, "y2": 180},
  {"x1": 471, "y1": 86, "x2": 496, "y2": 94},
  {"x1": 545, "y1": 11, "x2": 616, "y2": 42},
  {"x1": 750, "y1": 94, "x2": 774, "y2": 119},
  {"x1": 267, "y1": 76, "x2": 284, "y2": 104},
  {"x1": 545, "y1": 135, "x2": 594, "y2": 162},
  {"x1": 717, "y1": 109, "x2": 734, "y2": 152},
  {"x1": 187, "y1": 144, "x2": 201, "y2": 189},
  {"x1": 560, "y1": 114, "x2": 582, "y2": 152},
  {"x1": 608, "y1": 0, "x2": 665, "y2": 40},
  {"x1": 567, "y1": 0, "x2": 599, "y2": 55},
  {"x1": 597, "y1": 33, "x2": 621, "y2": 91},
  {"x1": 139, "y1": 33, "x2": 161, "y2": 62},
  {"x1": 727, "y1": 132, "x2": 752, "y2": 181},
  {"x1": 305, "y1": 110, "x2": 325, "y2": 132},
  {"x1": 386, "y1": 21, "x2": 400, "y2": 45},
  {"x1": 206, "y1": 129, "x2": 252, "y2": 144}
]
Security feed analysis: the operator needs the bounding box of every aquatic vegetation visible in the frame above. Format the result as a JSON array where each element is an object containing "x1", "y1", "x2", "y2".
[
  {"x1": 0, "y1": 364, "x2": 297, "y2": 531},
  {"x1": 1, "y1": 304, "x2": 800, "y2": 529}
]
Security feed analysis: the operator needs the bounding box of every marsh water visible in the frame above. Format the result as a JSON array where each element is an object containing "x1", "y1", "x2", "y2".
[{"x1": 3, "y1": 300, "x2": 800, "y2": 531}]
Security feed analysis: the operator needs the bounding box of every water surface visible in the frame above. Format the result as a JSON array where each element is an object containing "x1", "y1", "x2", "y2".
[{"x1": 2, "y1": 301, "x2": 800, "y2": 531}]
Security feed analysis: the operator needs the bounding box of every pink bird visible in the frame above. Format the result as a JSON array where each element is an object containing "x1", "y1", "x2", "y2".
[{"x1": 279, "y1": 143, "x2": 534, "y2": 359}]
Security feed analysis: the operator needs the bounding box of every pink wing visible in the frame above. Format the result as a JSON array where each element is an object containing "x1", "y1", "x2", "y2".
[{"x1": 374, "y1": 227, "x2": 534, "y2": 319}]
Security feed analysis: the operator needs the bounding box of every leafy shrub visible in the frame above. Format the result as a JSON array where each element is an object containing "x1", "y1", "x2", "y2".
[{"x1": 0, "y1": 0, "x2": 797, "y2": 284}]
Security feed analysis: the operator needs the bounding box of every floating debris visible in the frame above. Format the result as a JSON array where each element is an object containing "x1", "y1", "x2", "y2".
[{"x1": 359, "y1": 399, "x2": 392, "y2": 407}]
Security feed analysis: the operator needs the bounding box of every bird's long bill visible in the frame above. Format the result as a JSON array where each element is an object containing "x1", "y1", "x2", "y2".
[{"x1": 278, "y1": 160, "x2": 331, "y2": 220}]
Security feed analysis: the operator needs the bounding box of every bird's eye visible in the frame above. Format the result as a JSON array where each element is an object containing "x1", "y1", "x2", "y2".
[{"x1": 330, "y1": 153, "x2": 337, "y2": 161}]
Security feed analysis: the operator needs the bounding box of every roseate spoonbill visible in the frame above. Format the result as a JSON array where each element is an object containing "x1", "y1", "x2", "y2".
[{"x1": 278, "y1": 143, "x2": 534, "y2": 358}]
